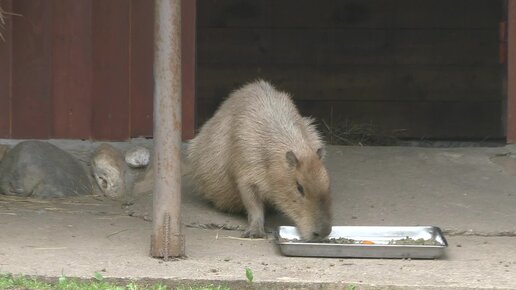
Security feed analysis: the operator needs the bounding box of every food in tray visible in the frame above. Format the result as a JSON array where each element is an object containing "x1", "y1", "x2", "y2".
[
  {"x1": 318, "y1": 238, "x2": 377, "y2": 244},
  {"x1": 280, "y1": 236, "x2": 440, "y2": 246},
  {"x1": 387, "y1": 236, "x2": 441, "y2": 246},
  {"x1": 279, "y1": 237, "x2": 370, "y2": 244},
  {"x1": 319, "y1": 237, "x2": 357, "y2": 244}
]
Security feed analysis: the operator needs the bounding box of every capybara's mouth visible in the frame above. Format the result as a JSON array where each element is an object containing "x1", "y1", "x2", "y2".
[{"x1": 303, "y1": 233, "x2": 331, "y2": 242}]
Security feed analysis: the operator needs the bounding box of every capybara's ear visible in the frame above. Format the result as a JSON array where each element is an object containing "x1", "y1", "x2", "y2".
[
  {"x1": 316, "y1": 148, "x2": 325, "y2": 159},
  {"x1": 286, "y1": 150, "x2": 298, "y2": 167}
]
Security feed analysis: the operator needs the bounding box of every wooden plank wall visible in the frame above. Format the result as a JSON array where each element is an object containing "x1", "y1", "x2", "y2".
[
  {"x1": 11, "y1": 0, "x2": 53, "y2": 139},
  {"x1": 130, "y1": 0, "x2": 155, "y2": 138},
  {"x1": 0, "y1": 0, "x2": 12, "y2": 138},
  {"x1": 52, "y1": 0, "x2": 92, "y2": 139},
  {"x1": 0, "y1": 0, "x2": 150, "y2": 140},
  {"x1": 508, "y1": 0, "x2": 516, "y2": 142},
  {"x1": 0, "y1": 0, "x2": 195, "y2": 141},
  {"x1": 182, "y1": 0, "x2": 197, "y2": 140},
  {"x1": 197, "y1": 0, "x2": 504, "y2": 139},
  {"x1": 92, "y1": 0, "x2": 131, "y2": 140}
]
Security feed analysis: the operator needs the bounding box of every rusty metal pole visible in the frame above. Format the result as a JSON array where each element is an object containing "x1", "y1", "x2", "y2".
[{"x1": 151, "y1": 0, "x2": 184, "y2": 258}]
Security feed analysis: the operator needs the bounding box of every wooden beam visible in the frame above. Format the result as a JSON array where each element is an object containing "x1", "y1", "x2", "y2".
[{"x1": 508, "y1": 0, "x2": 516, "y2": 142}]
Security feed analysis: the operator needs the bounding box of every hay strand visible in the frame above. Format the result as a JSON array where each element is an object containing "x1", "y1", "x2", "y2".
[
  {"x1": 0, "y1": 4, "x2": 22, "y2": 42},
  {"x1": 0, "y1": 4, "x2": 5, "y2": 41}
]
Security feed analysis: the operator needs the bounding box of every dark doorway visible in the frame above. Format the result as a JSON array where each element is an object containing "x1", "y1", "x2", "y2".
[{"x1": 196, "y1": 0, "x2": 504, "y2": 144}]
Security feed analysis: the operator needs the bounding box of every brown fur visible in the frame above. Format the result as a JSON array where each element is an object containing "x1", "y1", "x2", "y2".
[{"x1": 187, "y1": 80, "x2": 332, "y2": 240}]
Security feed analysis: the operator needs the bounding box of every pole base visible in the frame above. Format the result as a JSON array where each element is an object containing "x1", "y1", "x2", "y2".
[{"x1": 150, "y1": 233, "x2": 185, "y2": 260}]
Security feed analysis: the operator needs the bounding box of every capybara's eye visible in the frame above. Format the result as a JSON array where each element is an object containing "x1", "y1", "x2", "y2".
[{"x1": 296, "y1": 181, "x2": 305, "y2": 196}]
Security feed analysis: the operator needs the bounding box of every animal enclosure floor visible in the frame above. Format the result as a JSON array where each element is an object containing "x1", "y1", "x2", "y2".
[{"x1": 0, "y1": 144, "x2": 515, "y2": 289}]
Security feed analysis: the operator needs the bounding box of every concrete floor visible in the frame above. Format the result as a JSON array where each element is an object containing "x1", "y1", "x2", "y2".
[{"x1": 0, "y1": 143, "x2": 515, "y2": 289}]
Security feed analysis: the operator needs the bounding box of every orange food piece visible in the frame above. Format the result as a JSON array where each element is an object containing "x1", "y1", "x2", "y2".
[{"x1": 360, "y1": 240, "x2": 375, "y2": 244}]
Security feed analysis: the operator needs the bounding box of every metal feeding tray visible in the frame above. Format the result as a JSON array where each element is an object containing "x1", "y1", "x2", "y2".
[{"x1": 277, "y1": 226, "x2": 448, "y2": 259}]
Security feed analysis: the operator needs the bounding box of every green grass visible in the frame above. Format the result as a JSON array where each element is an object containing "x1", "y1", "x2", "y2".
[
  {"x1": 176, "y1": 287, "x2": 229, "y2": 290},
  {"x1": 0, "y1": 273, "x2": 230, "y2": 290},
  {"x1": 0, "y1": 274, "x2": 52, "y2": 290},
  {"x1": 244, "y1": 267, "x2": 253, "y2": 283}
]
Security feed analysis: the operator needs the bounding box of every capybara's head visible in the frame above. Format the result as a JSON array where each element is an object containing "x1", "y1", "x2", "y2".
[{"x1": 276, "y1": 148, "x2": 332, "y2": 241}]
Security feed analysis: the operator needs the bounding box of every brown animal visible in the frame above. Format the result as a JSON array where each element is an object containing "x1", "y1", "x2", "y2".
[{"x1": 187, "y1": 80, "x2": 332, "y2": 240}]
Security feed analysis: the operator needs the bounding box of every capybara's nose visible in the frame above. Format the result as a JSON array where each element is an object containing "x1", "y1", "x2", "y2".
[
  {"x1": 312, "y1": 225, "x2": 332, "y2": 240},
  {"x1": 317, "y1": 224, "x2": 332, "y2": 239}
]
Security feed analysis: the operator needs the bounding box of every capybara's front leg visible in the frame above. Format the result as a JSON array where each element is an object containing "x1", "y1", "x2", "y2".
[{"x1": 238, "y1": 183, "x2": 266, "y2": 238}]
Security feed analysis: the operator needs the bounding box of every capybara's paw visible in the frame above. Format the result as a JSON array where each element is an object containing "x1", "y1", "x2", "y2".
[{"x1": 242, "y1": 227, "x2": 267, "y2": 239}]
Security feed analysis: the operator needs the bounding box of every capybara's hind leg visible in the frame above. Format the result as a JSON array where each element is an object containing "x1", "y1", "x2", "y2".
[{"x1": 238, "y1": 183, "x2": 266, "y2": 238}]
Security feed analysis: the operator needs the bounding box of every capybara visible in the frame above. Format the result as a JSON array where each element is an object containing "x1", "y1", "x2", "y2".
[{"x1": 187, "y1": 80, "x2": 332, "y2": 240}]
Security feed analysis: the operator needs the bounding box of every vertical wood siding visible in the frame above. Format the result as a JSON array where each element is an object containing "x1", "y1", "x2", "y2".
[
  {"x1": 52, "y1": 0, "x2": 92, "y2": 139},
  {"x1": 507, "y1": 0, "x2": 516, "y2": 142},
  {"x1": 130, "y1": 0, "x2": 155, "y2": 139},
  {"x1": 91, "y1": 0, "x2": 131, "y2": 140},
  {"x1": 0, "y1": 0, "x2": 195, "y2": 141},
  {"x1": 0, "y1": 0, "x2": 12, "y2": 138},
  {"x1": 11, "y1": 0, "x2": 53, "y2": 139},
  {"x1": 181, "y1": 0, "x2": 197, "y2": 140}
]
